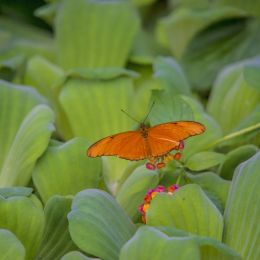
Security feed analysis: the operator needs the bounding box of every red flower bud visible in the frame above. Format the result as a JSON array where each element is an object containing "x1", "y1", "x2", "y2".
[
  {"x1": 174, "y1": 152, "x2": 182, "y2": 160},
  {"x1": 146, "y1": 162, "x2": 156, "y2": 170}
]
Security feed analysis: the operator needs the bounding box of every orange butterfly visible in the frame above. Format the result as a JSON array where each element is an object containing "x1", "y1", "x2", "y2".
[{"x1": 87, "y1": 121, "x2": 205, "y2": 170}]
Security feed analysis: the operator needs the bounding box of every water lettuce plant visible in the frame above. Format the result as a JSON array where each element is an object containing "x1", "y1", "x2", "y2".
[{"x1": 0, "y1": 0, "x2": 259, "y2": 259}]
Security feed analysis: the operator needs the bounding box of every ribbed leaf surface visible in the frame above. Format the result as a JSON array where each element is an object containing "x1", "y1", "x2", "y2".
[
  {"x1": 116, "y1": 166, "x2": 160, "y2": 220},
  {"x1": 0, "y1": 196, "x2": 45, "y2": 260},
  {"x1": 36, "y1": 196, "x2": 76, "y2": 260},
  {"x1": 0, "y1": 229, "x2": 25, "y2": 260},
  {"x1": 68, "y1": 189, "x2": 136, "y2": 260},
  {"x1": 55, "y1": 0, "x2": 140, "y2": 69},
  {"x1": 33, "y1": 138, "x2": 101, "y2": 203},
  {"x1": 147, "y1": 184, "x2": 223, "y2": 240},
  {"x1": 120, "y1": 226, "x2": 200, "y2": 260},
  {"x1": 223, "y1": 152, "x2": 260, "y2": 259},
  {"x1": 0, "y1": 80, "x2": 54, "y2": 186}
]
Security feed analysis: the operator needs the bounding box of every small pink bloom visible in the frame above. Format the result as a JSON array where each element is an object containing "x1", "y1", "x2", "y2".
[
  {"x1": 155, "y1": 185, "x2": 166, "y2": 192},
  {"x1": 139, "y1": 184, "x2": 179, "y2": 223},
  {"x1": 178, "y1": 140, "x2": 185, "y2": 150},
  {"x1": 146, "y1": 162, "x2": 156, "y2": 170}
]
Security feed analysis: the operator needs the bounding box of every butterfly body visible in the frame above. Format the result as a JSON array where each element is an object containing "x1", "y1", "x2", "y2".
[
  {"x1": 140, "y1": 122, "x2": 151, "y2": 137},
  {"x1": 87, "y1": 121, "x2": 205, "y2": 168}
]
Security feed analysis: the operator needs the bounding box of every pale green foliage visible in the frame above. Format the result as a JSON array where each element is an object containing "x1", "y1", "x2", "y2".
[{"x1": 0, "y1": 0, "x2": 259, "y2": 259}]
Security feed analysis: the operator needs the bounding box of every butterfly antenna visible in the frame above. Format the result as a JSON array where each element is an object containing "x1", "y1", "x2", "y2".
[
  {"x1": 142, "y1": 101, "x2": 155, "y2": 123},
  {"x1": 121, "y1": 109, "x2": 140, "y2": 124}
]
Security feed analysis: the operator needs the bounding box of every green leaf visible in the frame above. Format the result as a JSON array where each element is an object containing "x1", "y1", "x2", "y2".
[
  {"x1": 223, "y1": 152, "x2": 260, "y2": 259},
  {"x1": 129, "y1": 67, "x2": 160, "y2": 122},
  {"x1": 147, "y1": 184, "x2": 223, "y2": 240},
  {"x1": 0, "y1": 105, "x2": 54, "y2": 186},
  {"x1": 59, "y1": 70, "x2": 139, "y2": 191},
  {"x1": 36, "y1": 196, "x2": 77, "y2": 260},
  {"x1": 210, "y1": 121, "x2": 260, "y2": 150},
  {"x1": 23, "y1": 55, "x2": 71, "y2": 139},
  {"x1": 0, "y1": 16, "x2": 54, "y2": 50},
  {"x1": 218, "y1": 144, "x2": 258, "y2": 180},
  {"x1": 181, "y1": 96, "x2": 223, "y2": 159},
  {"x1": 30, "y1": 194, "x2": 44, "y2": 210},
  {"x1": 0, "y1": 17, "x2": 54, "y2": 79},
  {"x1": 35, "y1": 2, "x2": 59, "y2": 25},
  {"x1": 129, "y1": 29, "x2": 161, "y2": 65},
  {"x1": 229, "y1": 107, "x2": 260, "y2": 147},
  {"x1": 120, "y1": 226, "x2": 201, "y2": 260},
  {"x1": 0, "y1": 187, "x2": 33, "y2": 198},
  {"x1": 0, "y1": 55, "x2": 24, "y2": 81},
  {"x1": 0, "y1": 80, "x2": 55, "y2": 186},
  {"x1": 64, "y1": 67, "x2": 138, "y2": 81},
  {"x1": 244, "y1": 64, "x2": 260, "y2": 91},
  {"x1": 185, "y1": 151, "x2": 226, "y2": 171},
  {"x1": 55, "y1": 0, "x2": 140, "y2": 69},
  {"x1": 181, "y1": 19, "x2": 260, "y2": 90},
  {"x1": 186, "y1": 172, "x2": 230, "y2": 213},
  {"x1": 190, "y1": 236, "x2": 241, "y2": 260},
  {"x1": 116, "y1": 166, "x2": 160, "y2": 220},
  {"x1": 102, "y1": 158, "x2": 137, "y2": 194},
  {"x1": 167, "y1": 0, "x2": 212, "y2": 9},
  {"x1": 59, "y1": 70, "x2": 136, "y2": 141},
  {"x1": 61, "y1": 251, "x2": 100, "y2": 260},
  {"x1": 0, "y1": 229, "x2": 25, "y2": 260},
  {"x1": 156, "y1": 7, "x2": 246, "y2": 58},
  {"x1": 68, "y1": 189, "x2": 136, "y2": 260},
  {"x1": 156, "y1": 226, "x2": 188, "y2": 237},
  {"x1": 0, "y1": 196, "x2": 45, "y2": 260},
  {"x1": 156, "y1": 226, "x2": 242, "y2": 260},
  {"x1": 153, "y1": 56, "x2": 191, "y2": 95},
  {"x1": 207, "y1": 57, "x2": 260, "y2": 134},
  {"x1": 24, "y1": 55, "x2": 64, "y2": 98},
  {"x1": 131, "y1": 0, "x2": 156, "y2": 7},
  {"x1": 216, "y1": 0, "x2": 260, "y2": 17},
  {"x1": 33, "y1": 138, "x2": 102, "y2": 203},
  {"x1": 149, "y1": 92, "x2": 194, "y2": 125},
  {"x1": 236, "y1": 104, "x2": 260, "y2": 131}
]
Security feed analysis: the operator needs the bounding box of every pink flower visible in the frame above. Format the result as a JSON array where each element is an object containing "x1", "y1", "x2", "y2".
[{"x1": 139, "y1": 184, "x2": 179, "y2": 223}]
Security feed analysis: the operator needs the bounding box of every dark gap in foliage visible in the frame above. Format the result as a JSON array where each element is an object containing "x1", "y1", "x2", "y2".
[
  {"x1": 140, "y1": 0, "x2": 169, "y2": 30},
  {"x1": 0, "y1": 0, "x2": 52, "y2": 31},
  {"x1": 189, "y1": 17, "x2": 249, "y2": 50}
]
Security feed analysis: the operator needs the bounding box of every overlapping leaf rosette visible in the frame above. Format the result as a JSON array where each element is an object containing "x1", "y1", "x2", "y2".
[{"x1": 0, "y1": 0, "x2": 260, "y2": 259}]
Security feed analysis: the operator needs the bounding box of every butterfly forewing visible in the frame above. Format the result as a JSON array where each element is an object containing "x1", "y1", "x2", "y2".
[
  {"x1": 147, "y1": 121, "x2": 205, "y2": 157},
  {"x1": 87, "y1": 131, "x2": 148, "y2": 160}
]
